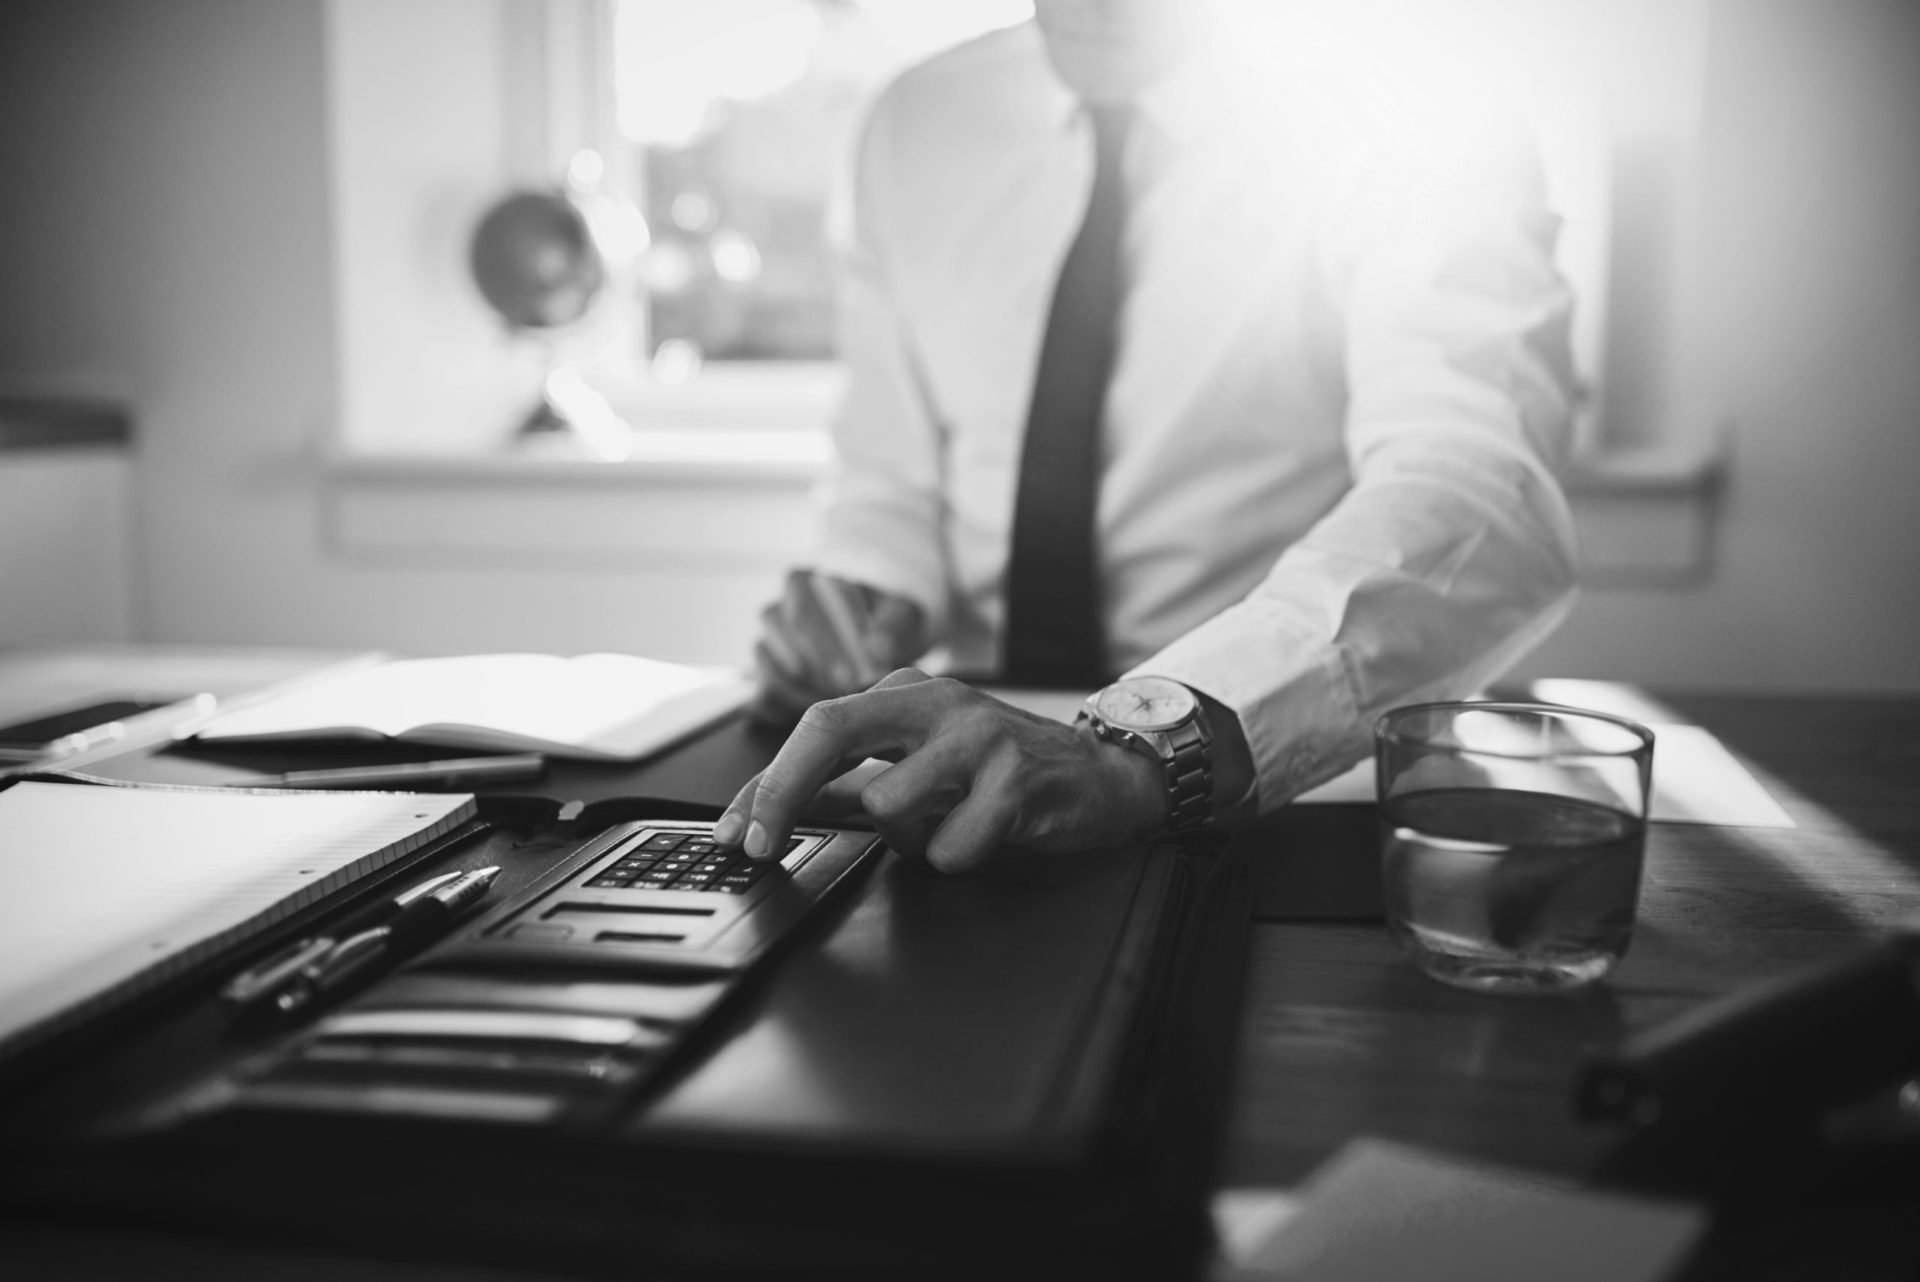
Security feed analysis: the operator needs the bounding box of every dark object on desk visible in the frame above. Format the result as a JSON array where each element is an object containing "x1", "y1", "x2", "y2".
[
  {"x1": 244, "y1": 752, "x2": 546, "y2": 790},
  {"x1": 0, "y1": 696, "x2": 185, "y2": 761},
  {"x1": 8, "y1": 801, "x2": 1248, "y2": 1281},
  {"x1": 264, "y1": 865, "x2": 500, "y2": 1022},
  {"x1": 1577, "y1": 930, "x2": 1920, "y2": 1132},
  {"x1": 222, "y1": 869, "x2": 474, "y2": 1011},
  {"x1": 1240, "y1": 803, "x2": 1386, "y2": 921}
]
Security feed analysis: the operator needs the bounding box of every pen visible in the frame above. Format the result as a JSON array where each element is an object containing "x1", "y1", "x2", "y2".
[
  {"x1": 246, "y1": 753, "x2": 546, "y2": 790},
  {"x1": 270, "y1": 866, "x2": 502, "y2": 1021},
  {"x1": 222, "y1": 868, "x2": 469, "y2": 1009},
  {"x1": 808, "y1": 575, "x2": 882, "y2": 690}
]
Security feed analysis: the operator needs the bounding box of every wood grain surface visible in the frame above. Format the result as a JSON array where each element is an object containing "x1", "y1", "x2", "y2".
[{"x1": 1221, "y1": 692, "x2": 1920, "y2": 1279}]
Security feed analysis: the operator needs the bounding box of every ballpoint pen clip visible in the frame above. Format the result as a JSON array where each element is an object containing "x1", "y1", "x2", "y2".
[
  {"x1": 269, "y1": 867, "x2": 502, "y2": 1021},
  {"x1": 224, "y1": 868, "x2": 471, "y2": 1011},
  {"x1": 390, "y1": 868, "x2": 467, "y2": 908},
  {"x1": 222, "y1": 935, "x2": 341, "y2": 1006},
  {"x1": 270, "y1": 927, "x2": 392, "y2": 1021}
]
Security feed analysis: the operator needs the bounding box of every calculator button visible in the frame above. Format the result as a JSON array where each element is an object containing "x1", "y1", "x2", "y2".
[
  {"x1": 639, "y1": 834, "x2": 687, "y2": 852},
  {"x1": 585, "y1": 876, "x2": 628, "y2": 889}
]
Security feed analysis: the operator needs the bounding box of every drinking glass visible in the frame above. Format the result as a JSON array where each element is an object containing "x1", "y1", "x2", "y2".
[{"x1": 1374, "y1": 701, "x2": 1656, "y2": 994}]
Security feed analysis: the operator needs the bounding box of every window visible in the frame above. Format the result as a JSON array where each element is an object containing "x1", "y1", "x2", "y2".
[
  {"x1": 545, "y1": 0, "x2": 1674, "y2": 459},
  {"x1": 549, "y1": 0, "x2": 1033, "y2": 457},
  {"x1": 328, "y1": 0, "x2": 1708, "y2": 476}
]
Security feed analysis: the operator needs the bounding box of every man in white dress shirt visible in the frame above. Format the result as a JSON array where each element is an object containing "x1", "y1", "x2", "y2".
[{"x1": 720, "y1": 0, "x2": 1579, "y2": 870}]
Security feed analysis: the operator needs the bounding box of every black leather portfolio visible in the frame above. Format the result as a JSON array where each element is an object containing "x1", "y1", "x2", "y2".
[{"x1": 0, "y1": 790, "x2": 1251, "y2": 1281}]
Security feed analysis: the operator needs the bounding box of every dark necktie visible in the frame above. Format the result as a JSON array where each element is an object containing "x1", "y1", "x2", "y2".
[{"x1": 1002, "y1": 104, "x2": 1134, "y2": 688}]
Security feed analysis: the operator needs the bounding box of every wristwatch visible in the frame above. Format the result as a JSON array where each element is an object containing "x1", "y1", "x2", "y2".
[{"x1": 1078, "y1": 675, "x2": 1215, "y2": 832}]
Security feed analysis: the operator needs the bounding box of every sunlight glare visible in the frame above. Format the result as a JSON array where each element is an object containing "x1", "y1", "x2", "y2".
[
  {"x1": 1216, "y1": 0, "x2": 1607, "y2": 176},
  {"x1": 616, "y1": 0, "x2": 827, "y2": 147}
]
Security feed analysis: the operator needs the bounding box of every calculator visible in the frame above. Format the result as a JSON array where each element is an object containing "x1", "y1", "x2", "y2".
[
  {"x1": 436, "y1": 820, "x2": 882, "y2": 977},
  {"x1": 233, "y1": 820, "x2": 884, "y2": 1126}
]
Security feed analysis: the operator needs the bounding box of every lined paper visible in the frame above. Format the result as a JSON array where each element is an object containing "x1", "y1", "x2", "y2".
[{"x1": 0, "y1": 782, "x2": 474, "y2": 1062}]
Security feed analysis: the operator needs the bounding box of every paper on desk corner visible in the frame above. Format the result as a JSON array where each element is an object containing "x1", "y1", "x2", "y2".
[
  {"x1": 1212, "y1": 1187, "x2": 1305, "y2": 1269},
  {"x1": 1222, "y1": 1138, "x2": 1703, "y2": 1282},
  {"x1": 982, "y1": 686, "x2": 1794, "y2": 829},
  {"x1": 1294, "y1": 722, "x2": 1795, "y2": 828}
]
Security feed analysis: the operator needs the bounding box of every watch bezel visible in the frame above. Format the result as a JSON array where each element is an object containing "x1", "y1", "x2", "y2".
[{"x1": 1088, "y1": 675, "x2": 1198, "y2": 734}]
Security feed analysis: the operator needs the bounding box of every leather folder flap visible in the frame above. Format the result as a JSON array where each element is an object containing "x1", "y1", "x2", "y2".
[{"x1": 633, "y1": 841, "x2": 1173, "y2": 1165}]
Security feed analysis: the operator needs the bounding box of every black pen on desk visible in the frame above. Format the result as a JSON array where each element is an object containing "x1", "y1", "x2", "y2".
[
  {"x1": 245, "y1": 753, "x2": 546, "y2": 791},
  {"x1": 269, "y1": 865, "x2": 502, "y2": 1022},
  {"x1": 222, "y1": 868, "x2": 470, "y2": 1010}
]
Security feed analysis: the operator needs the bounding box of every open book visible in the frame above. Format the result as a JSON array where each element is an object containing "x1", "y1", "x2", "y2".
[{"x1": 190, "y1": 653, "x2": 752, "y2": 762}]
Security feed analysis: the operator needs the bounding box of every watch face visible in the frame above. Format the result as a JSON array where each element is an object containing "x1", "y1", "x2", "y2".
[{"x1": 1091, "y1": 676, "x2": 1196, "y2": 733}]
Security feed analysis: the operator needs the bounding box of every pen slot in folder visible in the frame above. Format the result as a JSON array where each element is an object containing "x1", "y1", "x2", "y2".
[
  {"x1": 316, "y1": 1007, "x2": 673, "y2": 1046},
  {"x1": 543, "y1": 902, "x2": 715, "y2": 919},
  {"x1": 296, "y1": 1040, "x2": 635, "y2": 1088},
  {"x1": 240, "y1": 1007, "x2": 675, "y2": 1111},
  {"x1": 355, "y1": 972, "x2": 732, "y2": 1026}
]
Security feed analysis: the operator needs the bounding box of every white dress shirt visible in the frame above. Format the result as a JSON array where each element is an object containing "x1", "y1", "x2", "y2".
[{"x1": 810, "y1": 22, "x2": 1579, "y2": 811}]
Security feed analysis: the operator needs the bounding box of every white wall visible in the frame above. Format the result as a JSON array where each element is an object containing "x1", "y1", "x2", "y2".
[
  {"x1": 0, "y1": 0, "x2": 793, "y2": 665},
  {"x1": 1, "y1": 0, "x2": 1917, "y2": 689},
  {"x1": 1515, "y1": 0, "x2": 1920, "y2": 689}
]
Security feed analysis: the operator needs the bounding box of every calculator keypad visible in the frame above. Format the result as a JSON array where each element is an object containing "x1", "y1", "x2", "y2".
[{"x1": 581, "y1": 830, "x2": 805, "y2": 895}]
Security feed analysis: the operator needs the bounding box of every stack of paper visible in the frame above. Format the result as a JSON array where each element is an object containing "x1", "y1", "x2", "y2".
[{"x1": 0, "y1": 781, "x2": 474, "y2": 1064}]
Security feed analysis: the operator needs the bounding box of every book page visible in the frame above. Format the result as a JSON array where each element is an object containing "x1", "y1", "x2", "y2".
[
  {"x1": 0, "y1": 782, "x2": 473, "y2": 1060},
  {"x1": 194, "y1": 653, "x2": 750, "y2": 760}
]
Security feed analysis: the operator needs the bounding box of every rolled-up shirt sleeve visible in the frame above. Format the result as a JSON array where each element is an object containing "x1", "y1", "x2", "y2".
[
  {"x1": 1133, "y1": 124, "x2": 1581, "y2": 812},
  {"x1": 810, "y1": 94, "x2": 952, "y2": 636}
]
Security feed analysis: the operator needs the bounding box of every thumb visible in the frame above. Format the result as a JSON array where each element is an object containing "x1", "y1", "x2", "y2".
[{"x1": 863, "y1": 593, "x2": 926, "y2": 668}]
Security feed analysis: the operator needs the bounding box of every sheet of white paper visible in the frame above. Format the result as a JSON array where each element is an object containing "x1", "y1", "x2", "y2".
[
  {"x1": 1219, "y1": 1138, "x2": 1703, "y2": 1282},
  {"x1": 1212, "y1": 1188, "x2": 1306, "y2": 1268},
  {"x1": 0, "y1": 782, "x2": 473, "y2": 1058},
  {"x1": 983, "y1": 686, "x2": 1794, "y2": 828}
]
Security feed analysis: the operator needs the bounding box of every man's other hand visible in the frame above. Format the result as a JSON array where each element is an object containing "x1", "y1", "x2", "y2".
[
  {"x1": 751, "y1": 571, "x2": 927, "y2": 729},
  {"x1": 716, "y1": 670, "x2": 1169, "y2": 873}
]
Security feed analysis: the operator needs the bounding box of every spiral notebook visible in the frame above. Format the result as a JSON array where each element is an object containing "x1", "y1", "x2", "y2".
[{"x1": 0, "y1": 780, "x2": 475, "y2": 1065}]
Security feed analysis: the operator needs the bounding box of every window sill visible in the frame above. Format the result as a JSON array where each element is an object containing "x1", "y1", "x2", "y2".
[
  {"x1": 1563, "y1": 432, "x2": 1730, "y2": 588},
  {"x1": 329, "y1": 429, "x2": 831, "y2": 489},
  {"x1": 323, "y1": 432, "x2": 827, "y2": 570},
  {"x1": 323, "y1": 427, "x2": 1731, "y2": 588}
]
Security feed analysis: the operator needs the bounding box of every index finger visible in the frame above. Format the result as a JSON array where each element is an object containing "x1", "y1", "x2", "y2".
[{"x1": 724, "y1": 675, "x2": 945, "y2": 859}]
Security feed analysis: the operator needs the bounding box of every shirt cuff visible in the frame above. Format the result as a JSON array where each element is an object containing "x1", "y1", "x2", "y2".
[{"x1": 1124, "y1": 596, "x2": 1369, "y2": 815}]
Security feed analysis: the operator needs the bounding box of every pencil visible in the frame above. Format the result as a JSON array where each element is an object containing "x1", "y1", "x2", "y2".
[{"x1": 808, "y1": 575, "x2": 883, "y2": 690}]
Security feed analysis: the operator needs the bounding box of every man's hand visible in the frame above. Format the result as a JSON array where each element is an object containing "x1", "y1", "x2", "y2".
[
  {"x1": 750, "y1": 571, "x2": 927, "y2": 729},
  {"x1": 716, "y1": 670, "x2": 1169, "y2": 873}
]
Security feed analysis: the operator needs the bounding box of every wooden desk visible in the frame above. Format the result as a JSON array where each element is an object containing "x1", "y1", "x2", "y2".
[
  {"x1": 1226, "y1": 691, "x2": 1920, "y2": 1280},
  {"x1": 3, "y1": 661, "x2": 1918, "y2": 1279}
]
